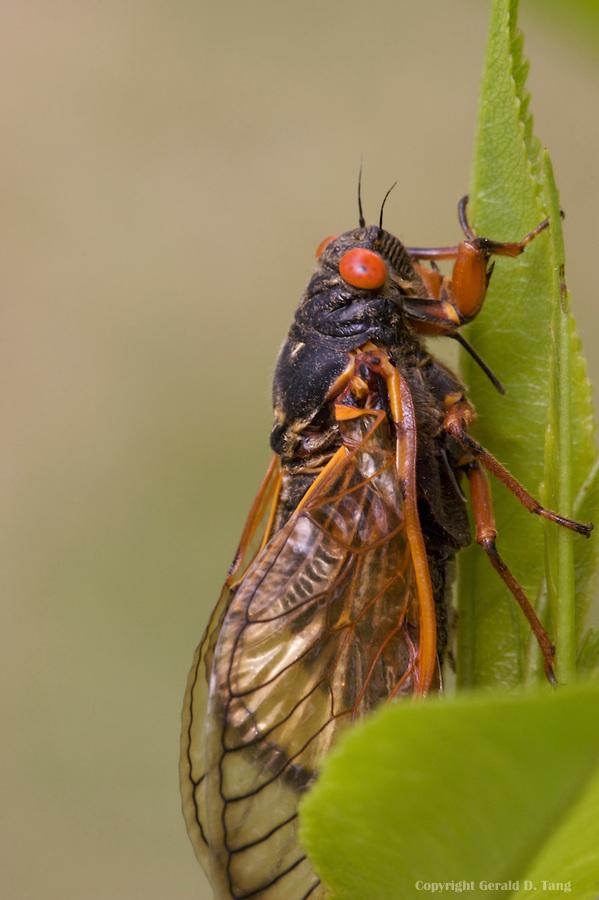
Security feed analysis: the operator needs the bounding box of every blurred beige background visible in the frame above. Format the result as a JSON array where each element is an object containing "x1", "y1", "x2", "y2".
[{"x1": 3, "y1": 2, "x2": 599, "y2": 898}]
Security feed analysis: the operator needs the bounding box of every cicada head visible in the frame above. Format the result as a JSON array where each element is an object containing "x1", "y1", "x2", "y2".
[
  {"x1": 290, "y1": 225, "x2": 426, "y2": 350},
  {"x1": 307, "y1": 224, "x2": 426, "y2": 320}
]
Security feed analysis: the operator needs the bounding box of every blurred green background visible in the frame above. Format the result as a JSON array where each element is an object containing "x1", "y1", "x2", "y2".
[{"x1": 3, "y1": 2, "x2": 599, "y2": 898}]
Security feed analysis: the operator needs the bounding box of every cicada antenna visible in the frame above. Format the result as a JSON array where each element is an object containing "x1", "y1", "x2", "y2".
[
  {"x1": 358, "y1": 160, "x2": 366, "y2": 228},
  {"x1": 379, "y1": 181, "x2": 398, "y2": 229}
]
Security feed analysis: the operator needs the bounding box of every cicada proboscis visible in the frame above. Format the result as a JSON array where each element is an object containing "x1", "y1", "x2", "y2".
[{"x1": 180, "y1": 187, "x2": 591, "y2": 899}]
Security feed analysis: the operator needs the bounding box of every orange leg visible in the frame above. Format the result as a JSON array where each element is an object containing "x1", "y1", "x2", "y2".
[
  {"x1": 412, "y1": 260, "x2": 444, "y2": 299},
  {"x1": 406, "y1": 258, "x2": 507, "y2": 394},
  {"x1": 405, "y1": 195, "x2": 554, "y2": 331},
  {"x1": 444, "y1": 400, "x2": 592, "y2": 537},
  {"x1": 466, "y1": 461, "x2": 557, "y2": 683}
]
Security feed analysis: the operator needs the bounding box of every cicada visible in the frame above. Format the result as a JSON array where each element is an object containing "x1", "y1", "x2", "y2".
[{"x1": 180, "y1": 188, "x2": 591, "y2": 899}]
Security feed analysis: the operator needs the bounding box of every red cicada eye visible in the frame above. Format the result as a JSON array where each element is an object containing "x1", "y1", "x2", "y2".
[
  {"x1": 315, "y1": 234, "x2": 337, "y2": 258},
  {"x1": 339, "y1": 247, "x2": 387, "y2": 290}
]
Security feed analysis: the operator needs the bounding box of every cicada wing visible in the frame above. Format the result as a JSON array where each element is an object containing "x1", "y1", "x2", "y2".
[
  {"x1": 198, "y1": 407, "x2": 427, "y2": 899},
  {"x1": 180, "y1": 455, "x2": 282, "y2": 873}
]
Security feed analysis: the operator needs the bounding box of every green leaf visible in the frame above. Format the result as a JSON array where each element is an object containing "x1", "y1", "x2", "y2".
[
  {"x1": 578, "y1": 628, "x2": 599, "y2": 676},
  {"x1": 456, "y1": 0, "x2": 597, "y2": 688},
  {"x1": 514, "y1": 764, "x2": 599, "y2": 900},
  {"x1": 574, "y1": 460, "x2": 599, "y2": 642},
  {"x1": 300, "y1": 684, "x2": 599, "y2": 899},
  {"x1": 540, "y1": 153, "x2": 598, "y2": 684}
]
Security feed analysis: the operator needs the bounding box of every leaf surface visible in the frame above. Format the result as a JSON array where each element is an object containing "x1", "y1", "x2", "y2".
[
  {"x1": 300, "y1": 685, "x2": 599, "y2": 899},
  {"x1": 457, "y1": 0, "x2": 597, "y2": 688}
]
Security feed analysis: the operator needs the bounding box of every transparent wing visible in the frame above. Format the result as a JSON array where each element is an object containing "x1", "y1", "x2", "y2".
[
  {"x1": 186, "y1": 407, "x2": 428, "y2": 899},
  {"x1": 180, "y1": 456, "x2": 282, "y2": 874}
]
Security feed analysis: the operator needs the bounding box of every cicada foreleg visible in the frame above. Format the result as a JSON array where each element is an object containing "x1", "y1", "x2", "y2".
[{"x1": 404, "y1": 195, "x2": 554, "y2": 333}]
